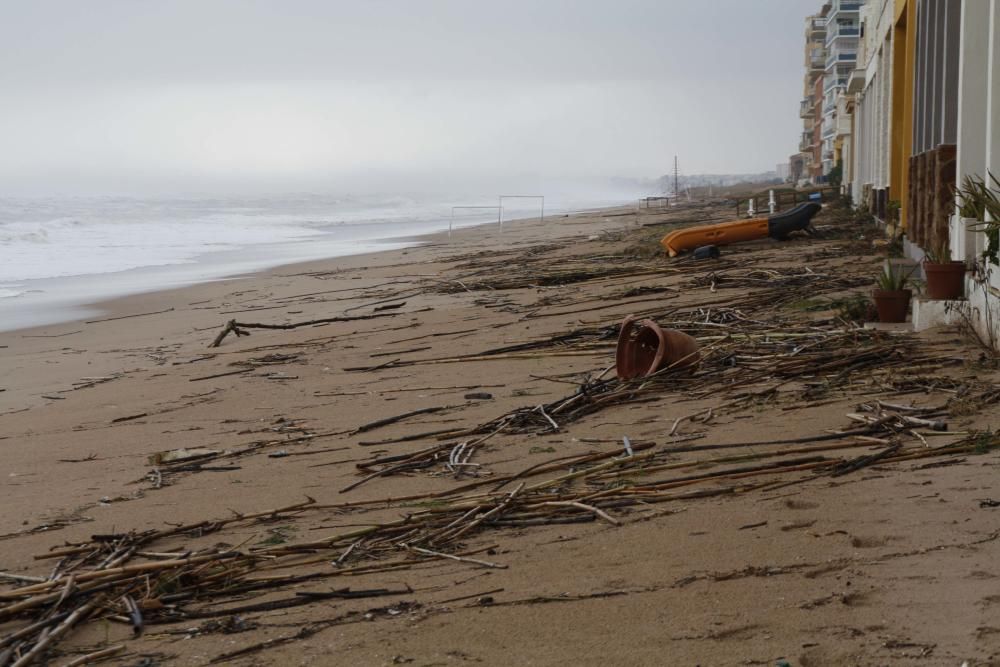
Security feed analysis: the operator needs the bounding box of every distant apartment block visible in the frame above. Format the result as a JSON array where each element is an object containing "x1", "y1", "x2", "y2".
[{"x1": 797, "y1": 6, "x2": 829, "y2": 183}]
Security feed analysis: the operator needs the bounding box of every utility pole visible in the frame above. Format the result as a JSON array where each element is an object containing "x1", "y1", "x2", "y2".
[{"x1": 673, "y1": 156, "x2": 680, "y2": 200}]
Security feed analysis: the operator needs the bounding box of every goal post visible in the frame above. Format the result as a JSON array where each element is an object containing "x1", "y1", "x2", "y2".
[{"x1": 498, "y1": 195, "x2": 544, "y2": 233}]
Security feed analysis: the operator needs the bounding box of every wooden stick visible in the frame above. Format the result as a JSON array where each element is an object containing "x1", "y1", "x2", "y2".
[
  {"x1": 542, "y1": 501, "x2": 619, "y2": 526},
  {"x1": 403, "y1": 546, "x2": 507, "y2": 570},
  {"x1": 59, "y1": 644, "x2": 125, "y2": 667},
  {"x1": 11, "y1": 597, "x2": 103, "y2": 666}
]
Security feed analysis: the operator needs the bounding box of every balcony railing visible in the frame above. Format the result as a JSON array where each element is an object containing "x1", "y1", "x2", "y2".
[
  {"x1": 826, "y1": 25, "x2": 860, "y2": 44},
  {"x1": 800, "y1": 99, "x2": 815, "y2": 118},
  {"x1": 829, "y1": 1, "x2": 862, "y2": 17},
  {"x1": 809, "y1": 17, "x2": 827, "y2": 35},
  {"x1": 824, "y1": 76, "x2": 849, "y2": 93},
  {"x1": 826, "y1": 51, "x2": 858, "y2": 69}
]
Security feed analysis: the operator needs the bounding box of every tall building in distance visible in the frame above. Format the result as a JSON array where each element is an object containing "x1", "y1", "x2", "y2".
[
  {"x1": 798, "y1": 5, "x2": 829, "y2": 183},
  {"x1": 821, "y1": 0, "x2": 865, "y2": 176}
]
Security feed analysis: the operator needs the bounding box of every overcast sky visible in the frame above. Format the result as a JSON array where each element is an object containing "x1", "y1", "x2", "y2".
[{"x1": 1, "y1": 0, "x2": 819, "y2": 196}]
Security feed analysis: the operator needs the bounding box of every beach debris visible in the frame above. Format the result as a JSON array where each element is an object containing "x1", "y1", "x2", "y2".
[
  {"x1": 692, "y1": 245, "x2": 721, "y2": 260},
  {"x1": 374, "y1": 301, "x2": 407, "y2": 312},
  {"x1": 110, "y1": 412, "x2": 148, "y2": 423},
  {"x1": 85, "y1": 307, "x2": 175, "y2": 325},
  {"x1": 464, "y1": 392, "x2": 493, "y2": 400},
  {"x1": 3, "y1": 199, "x2": 994, "y2": 663},
  {"x1": 68, "y1": 374, "x2": 123, "y2": 391},
  {"x1": 351, "y1": 405, "x2": 457, "y2": 435},
  {"x1": 615, "y1": 315, "x2": 700, "y2": 380},
  {"x1": 209, "y1": 311, "x2": 401, "y2": 347},
  {"x1": 3, "y1": 427, "x2": 996, "y2": 663},
  {"x1": 660, "y1": 202, "x2": 821, "y2": 257},
  {"x1": 147, "y1": 447, "x2": 220, "y2": 465}
]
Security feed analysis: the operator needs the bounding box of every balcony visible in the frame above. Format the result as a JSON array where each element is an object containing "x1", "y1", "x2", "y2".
[
  {"x1": 824, "y1": 76, "x2": 849, "y2": 93},
  {"x1": 829, "y1": 0, "x2": 862, "y2": 19},
  {"x1": 847, "y1": 68, "x2": 865, "y2": 94},
  {"x1": 800, "y1": 99, "x2": 815, "y2": 118},
  {"x1": 808, "y1": 17, "x2": 827, "y2": 36},
  {"x1": 826, "y1": 27, "x2": 860, "y2": 46},
  {"x1": 826, "y1": 51, "x2": 858, "y2": 70}
]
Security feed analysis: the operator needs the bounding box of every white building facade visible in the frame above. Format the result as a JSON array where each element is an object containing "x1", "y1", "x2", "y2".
[
  {"x1": 950, "y1": 0, "x2": 1000, "y2": 348},
  {"x1": 821, "y1": 0, "x2": 866, "y2": 176},
  {"x1": 849, "y1": 0, "x2": 895, "y2": 214}
]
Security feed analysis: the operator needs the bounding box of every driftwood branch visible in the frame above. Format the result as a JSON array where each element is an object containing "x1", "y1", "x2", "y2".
[{"x1": 209, "y1": 312, "x2": 401, "y2": 347}]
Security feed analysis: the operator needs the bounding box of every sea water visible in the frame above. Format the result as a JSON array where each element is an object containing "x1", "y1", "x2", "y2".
[{"x1": 0, "y1": 193, "x2": 631, "y2": 331}]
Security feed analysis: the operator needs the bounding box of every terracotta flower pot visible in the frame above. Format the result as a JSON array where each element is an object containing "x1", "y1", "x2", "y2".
[
  {"x1": 923, "y1": 261, "x2": 966, "y2": 300},
  {"x1": 872, "y1": 289, "x2": 912, "y2": 323},
  {"x1": 616, "y1": 315, "x2": 700, "y2": 380}
]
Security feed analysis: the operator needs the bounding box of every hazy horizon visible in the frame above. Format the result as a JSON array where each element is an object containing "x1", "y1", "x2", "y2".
[{"x1": 1, "y1": 0, "x2": 818, "y2": 197}]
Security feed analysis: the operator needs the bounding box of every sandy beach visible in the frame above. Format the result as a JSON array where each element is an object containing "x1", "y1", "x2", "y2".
[{"x1": 3, "y1": 199, "x2": 1000, "y2": 666}]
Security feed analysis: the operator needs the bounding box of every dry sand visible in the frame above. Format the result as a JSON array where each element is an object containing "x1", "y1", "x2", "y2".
[{"x1": 2, "y1": 201, "x2": 1000, "y2": 666}]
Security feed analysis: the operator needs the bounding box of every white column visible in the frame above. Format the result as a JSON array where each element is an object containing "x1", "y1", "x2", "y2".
[
  {"x1": 989, "y1": 0, "x2": 1000, "y2": 181},
  {"x1": 955, "y1": 0, "x2": 991, "y2": 261}
]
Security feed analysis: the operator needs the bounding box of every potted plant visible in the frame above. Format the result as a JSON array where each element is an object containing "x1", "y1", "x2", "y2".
[
  {"x1": 872, "y1": 262, "x2": 913, "y2": 323},
  {"x1": 956, "y1": 173, "x2": 1000, "y2": 266},
  {"x1": 921, "y1": 237, "x2": 966, "y2": 300},
  {"x1": 886, "y1": 199, "x2": 901, "y2": 225}
]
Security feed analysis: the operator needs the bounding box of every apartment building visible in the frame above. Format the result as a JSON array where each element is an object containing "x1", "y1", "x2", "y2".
[
  {"x1": 797, "y1": 6, "x2": 828, "y2": 183},
  {"x1": 821, "y1": 0, "x2": 865, "y2": 176},
  {"x1": 806, "y1": 0, "x2": 999, "y2": 348},
  {"x1": 848, "y1": 0, "x2": 895, "y2": 215}
]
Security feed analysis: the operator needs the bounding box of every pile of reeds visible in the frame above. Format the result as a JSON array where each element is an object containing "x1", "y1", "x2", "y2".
[{"x1": 3, "y1": 411, "x2": 996, "y2": 664}]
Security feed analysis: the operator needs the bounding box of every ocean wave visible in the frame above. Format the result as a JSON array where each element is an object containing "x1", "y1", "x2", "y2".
[{"x1": 0, "y1": 193, "x2": 626, "y2": 286}]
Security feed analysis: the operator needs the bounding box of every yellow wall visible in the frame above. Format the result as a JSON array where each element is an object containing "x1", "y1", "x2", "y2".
[{"x1": 891, "y1": 0, "x2": 916, "y2": 230}]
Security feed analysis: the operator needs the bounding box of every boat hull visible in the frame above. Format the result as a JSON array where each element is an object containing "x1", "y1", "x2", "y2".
[{"x1": 660, "y1": 202, "x2": 822, "y2": 257}]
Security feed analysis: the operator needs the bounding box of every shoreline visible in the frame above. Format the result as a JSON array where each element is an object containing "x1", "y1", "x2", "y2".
[
  {"x1": 0, "y1": 204, "x2": 635, "y2": 416},
  {"x1": 0, "y1": 199, "x2": 634, "y2": 333},
  {"x1": 1, "y1": 205, "x2": 617, "y2": 338}
]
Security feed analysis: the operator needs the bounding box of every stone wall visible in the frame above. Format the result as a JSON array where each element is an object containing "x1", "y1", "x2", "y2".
[{"x1": 907, "y1": 143, "x2": 956, "y2": 250}]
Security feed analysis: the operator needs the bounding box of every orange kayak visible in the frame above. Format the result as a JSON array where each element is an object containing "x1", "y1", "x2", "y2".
[{"x1": 660, "y1": 202, "x2": 821, "y2": 257}]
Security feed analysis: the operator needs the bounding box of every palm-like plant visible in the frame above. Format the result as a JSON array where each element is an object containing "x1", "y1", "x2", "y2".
[
  {"x1": 875, "y1": 261, "x2": 913, "y2": 291},
  {"x1": 955, "y1": 173, "x2": 1000, "y2": 265}
]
